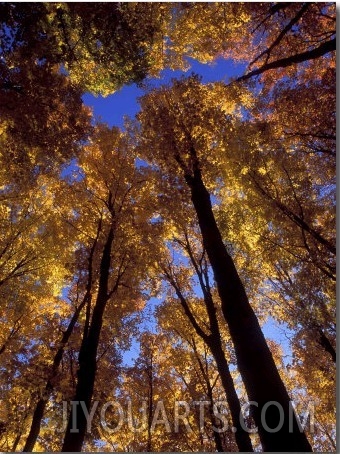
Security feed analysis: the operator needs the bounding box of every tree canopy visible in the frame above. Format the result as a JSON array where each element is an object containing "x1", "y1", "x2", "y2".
[{"x1": 0, "y1": 2, "x2": 335, "y2": 452}]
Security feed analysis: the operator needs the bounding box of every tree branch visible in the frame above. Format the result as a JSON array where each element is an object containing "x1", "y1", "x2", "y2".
[{"x1": 238, "y1": 37, "x2": 335, "y2": 82}]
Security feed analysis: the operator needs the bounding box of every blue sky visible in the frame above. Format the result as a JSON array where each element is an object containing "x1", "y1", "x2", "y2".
[{"x1": 82, "y1": 57, "x2": 246, "y2": 128}]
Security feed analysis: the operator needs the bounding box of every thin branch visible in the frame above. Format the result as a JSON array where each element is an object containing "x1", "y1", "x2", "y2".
[
  {"x1": 250, "y1": 3, "x2": 310, "y2": 67},
  {"x1": 162, "y1": 265, "x2": 210, "y2": 343}
]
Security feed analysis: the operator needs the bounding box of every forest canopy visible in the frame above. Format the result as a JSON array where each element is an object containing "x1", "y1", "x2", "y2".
[{"x1": 0, "y1": 2, "x2": 335, "y2": 452}]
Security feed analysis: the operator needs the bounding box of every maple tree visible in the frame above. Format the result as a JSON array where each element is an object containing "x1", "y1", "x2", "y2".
[
  {"x1": 134, "y1": 76, "x2": 313, "y2": 451},
  {"x1": 0, "y1": 3, "x2": 172, "y2": 94},
  {"x1": 22, "y1": 216, "x2": 102, "y2": 452},
  {"x1": 0, "y1": 2, "x2": 335, "y2": 452},
  {"x1": 155, "y1": 215, "x2": 253, "y2": 451},
  {"x1": 168, "y1": 2, "x2": 335, "y2": 83},
  {"x1": 59, "y1": 125, "x2": 156, "y2": 451}
]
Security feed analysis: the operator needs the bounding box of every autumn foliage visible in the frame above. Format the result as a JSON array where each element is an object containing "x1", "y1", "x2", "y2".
[{"x1": 0, "y1": 2, "x2": 335, "y2": 452}]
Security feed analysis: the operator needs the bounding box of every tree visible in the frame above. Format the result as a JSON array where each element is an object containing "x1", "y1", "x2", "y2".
[
  {"x1": 215, "y1": 65, "x2": 335, "y2": 382},
  {"x1": 0, "y1": 2, "x2": 172, "y2": 96},
  {"x1": 158, "y1": 227, "x2": 253, "y2": 451},
  {"x1": 135, "y1": 76, "x2": 312, "y2": 451},
  {"x1": 61, "y1": 126, "x2": 152, "y2": 451},
  {"x1": 235, "y1": 2, "x2": 335, "y2": 82},
  {"x1": 22, "y1": 218, "x2": 102, "y2": 452},
  {"x1": 0, "y1": 2, "x2": 170, "y2": 184},
  {"x1": 0, "y1": 170, "x2": 86, "y2": 450},
  {"x1": 167, "y1": 2, "x2": 335, "y2": 84},
  {"x1": 0, "y1": 46, "x2": 91, "y2": 185},
  {"x1": 0, "y1": 3, "x2": 335, "y2": 451}
]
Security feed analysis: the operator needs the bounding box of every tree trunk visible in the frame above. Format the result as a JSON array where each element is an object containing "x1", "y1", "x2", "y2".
[
  {"x1": 208, "y1": 337, "x2": 254, "y2": 452},
  {"x1": 146, "y1": 365, "x2": 153, "y2": 452},
  {"x1": 205, "y1": 377, "x2": 225, "y2": 452},
  {"x1": 12, "y1": 432, "x2": 22, "y2": 451},
  {"x1": 22, "y1": 396, "x2": 49, "y2": 452},
  {"x1": 185, "y1": 168, "x2": 312, "y2": 452},
  {"x1": 168, "y1": 271, "x2": 253, "y2": 451},
  {"x1": 22, "y1": 299, "x2": 87, "y2": 452},
  {"x1": 61, "y1": 225, "x2": 114, "y2": 452},
  {"x1": 23, "y1": 221, "x2": 102, "y2": 452}
]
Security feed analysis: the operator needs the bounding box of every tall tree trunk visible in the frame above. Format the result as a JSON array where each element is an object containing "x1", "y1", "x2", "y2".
[
  {"x1": 146, "y1": 361, "x2": 153, "y2": 452},
  {"x1": 192, "y1": 338, "x2": 236, "y2": 452},
  {"x1": 167, "y1": 272, "x2": 253, "y2": 452},
  {"x1": 23, "y1": 220, "x2": 101, "y2": 452},
  {"x1": 22, "y1": 397, "x2": 49, "y2": 452},
  {"x1": 194, "y1": 248, "x2": 254, "y2": 452},
  {"x1": 202, "y1": 364, "x2": 225, "y2": 452},
  {"x1": 61, "y1": 225, "x2": 114, "y2": 452},
  {"x1": 184, "y1": 166, "x2": 312, "y2": 452},
  {"x1": 22, "y1": 299, "x2": 88, "y2": 452},
  {"x1": 12, "y1": 432, "x2": 22, "y2": 452},
  {"x1": 208, "y1": 337, "x2": 254, "y2": 452}
]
